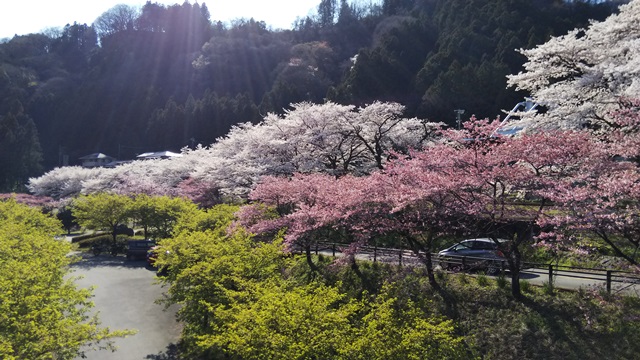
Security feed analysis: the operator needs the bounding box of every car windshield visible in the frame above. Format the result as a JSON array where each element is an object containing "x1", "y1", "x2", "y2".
[{"x1": 452, "y1": 243, "x2": 472, "y2": 251}]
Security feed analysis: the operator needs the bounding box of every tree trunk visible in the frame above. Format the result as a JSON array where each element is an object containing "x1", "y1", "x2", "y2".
[
  {"x1": 509, "y1": 246, "x2": 523, "y2": 300},
  {"x1": 407, "y1": 233, "x2": 440, "y2": 291},
  {"x1": 424, "y1": 247, "x2": 440, "y2": 291},
  {"x1": 350, "y1": 256, "x2": 364, "y2": 280},
  {"x1": 112, "y1": 225, "x2": 118, "y2": 245},
  {"x1": 510, "y1": 266, "x2": 522, "y2": 300},
  {"x1": 305, "y1": 245, "x2": 319, "y2": 272}
]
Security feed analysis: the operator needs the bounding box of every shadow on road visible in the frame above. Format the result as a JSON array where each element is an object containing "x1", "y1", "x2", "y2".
[
  {"x1": 518, "y1": 272, "x2": 540, "y2": 280},
  {"x1": 145, "y1": 343, "x2": 181, "y2": 360},
  {"x1": 70, "y1": 252, "x2": 156, "y2": 271}
]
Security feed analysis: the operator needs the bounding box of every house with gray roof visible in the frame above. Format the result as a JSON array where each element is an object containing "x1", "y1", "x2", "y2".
[{"x1": 79, "y1": 153, "x2": 116, "y2": 168}]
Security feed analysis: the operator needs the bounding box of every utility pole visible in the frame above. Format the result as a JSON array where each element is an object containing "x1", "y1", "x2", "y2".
[{"x1": 454, "y1": 109, "x2": 465, "y2": 129}]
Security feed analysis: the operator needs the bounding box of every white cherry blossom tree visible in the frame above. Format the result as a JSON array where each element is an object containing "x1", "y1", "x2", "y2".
[
  {"x1": 29, "y1": 102, "x2": 439, "y2": 199},
  {"x1": 28, "y1": 166, "x2": 109, "y2": 199},
  {"x1": 189, "y1": 101, "x2": 440, "y2": 196},
  {"x1": 507, "y1": 0, "x2": 640, "y2": 130}
]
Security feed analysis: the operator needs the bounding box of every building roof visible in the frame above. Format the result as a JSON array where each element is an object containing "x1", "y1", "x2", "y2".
[
  {"x1": 136, "y1": 151, "x2": 183, "y2": 160},
  {"x1": 79, "y1": 152, "x2": 114, "y2": 160}
]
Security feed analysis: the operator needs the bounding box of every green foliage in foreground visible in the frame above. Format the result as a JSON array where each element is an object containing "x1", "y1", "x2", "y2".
[
  {"x1": 157, "y1": 205, "x2": 469, "y2": 359},
  {"x1": 156, "y1": 204, "x2": 640, "y2": 359},
  {"x1": 0, "y1": 199, "x2": 132, "y2": 360}
]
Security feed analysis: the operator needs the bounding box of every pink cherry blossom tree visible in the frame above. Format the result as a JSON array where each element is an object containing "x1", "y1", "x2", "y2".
[
  {"x1": 506, "y1": 0, "x2": 640, "y2": 269},
  {"x1": 0, "y1": 192, "x2": 54, "y2": 207},
  {"x1": 542, "y1": 167, "x2": 640, "y2": 268},
  {"x1": 241, "y1": 173, "x2": 366, "y2": 272},
  {"x1": 539, "y1": 103, "x2": 640, "y2": 269},
  {"x1": 432, "y1": 118, "x2": 613, "y2": 298},
  {"x1": 244, "y1": 116, "x2": 617, "y2": 299}
]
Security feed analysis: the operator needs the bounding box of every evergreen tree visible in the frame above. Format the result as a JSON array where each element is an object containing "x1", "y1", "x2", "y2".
[{"x1": 0, "y1": 110, "x2": 43, "y2": 191}]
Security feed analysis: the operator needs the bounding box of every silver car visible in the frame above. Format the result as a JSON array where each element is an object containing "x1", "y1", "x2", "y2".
[{"x1": 437, "y1": 238, "x2": 506, "y2": 275}]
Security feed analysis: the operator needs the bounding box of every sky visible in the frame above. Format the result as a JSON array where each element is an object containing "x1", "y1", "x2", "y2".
[{"x1": 0, "y1": 0, "x2": 321, "y2": 39}]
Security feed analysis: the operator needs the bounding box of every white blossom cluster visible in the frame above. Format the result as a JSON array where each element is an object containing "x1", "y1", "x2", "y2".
[
  {"x1": 28, "y1": 102, "x2": 440, "y2": 199},
  {"x1": 507, "y1": 0, "x2": 640, "y2": 130}
]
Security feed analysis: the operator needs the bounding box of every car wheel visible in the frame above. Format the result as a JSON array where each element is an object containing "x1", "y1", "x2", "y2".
[
  {"x1": 486, "y1": 261, "x2": 501, "y2": 275},
  {"x1": 439, "y1": 258, "x2": 453, "y2": 271}
]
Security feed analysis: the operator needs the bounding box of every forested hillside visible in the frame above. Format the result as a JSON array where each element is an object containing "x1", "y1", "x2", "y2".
[{"x1": 0, "y1": 0, "x2": 623, "y2": 191}]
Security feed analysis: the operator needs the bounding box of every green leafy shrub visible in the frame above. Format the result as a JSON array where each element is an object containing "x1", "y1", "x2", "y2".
[
  {"x1": 157, "y1": 205, "x2": 472, "y2": 359},
  {"x1": 70, "y1": 232, "x2": 106, "y2": 243},
  {"x1": 476, "y1": 274, "x2": 490, "y2": 287},
  {"x1": 495, "y1": 274, "x2": 508, "y2": 289},
  {"x1": 541, "y1": 281, "x2": 554, "y2": 295},
  {"x1": 519, "y1": 280, "x2": 533, "y2": 294}
]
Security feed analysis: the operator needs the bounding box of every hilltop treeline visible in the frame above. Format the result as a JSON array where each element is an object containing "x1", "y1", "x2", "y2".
[{"x1": 0, "y1": 0, "x2": 622, "y2": 191}]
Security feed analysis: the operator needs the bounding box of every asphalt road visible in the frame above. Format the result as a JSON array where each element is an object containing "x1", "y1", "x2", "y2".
[
  {"x1": 519, "y1": 267, "x2": 640, "y2": 295},
  {"x1": 318, "y1": 247, "x2": 640, "y2": 295},
  {"x1": 71, "y1": 253, "x2": 181, "y2": 360}
]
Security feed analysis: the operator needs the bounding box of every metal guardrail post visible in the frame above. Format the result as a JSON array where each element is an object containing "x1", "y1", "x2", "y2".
[
  {"x1": 332, "y1": 243, "x2": 336, "y2": 257},
  {"x1": 462, "y1": 256, "x2": 467, "y2": 271},
  {"x1": 374, "y1": 245, "x2": 377, "y2": 262},
  {"x1": 548, "y1": 264, "x2": 553, "y2": 285},
  {"x1": 501, "y1": 260, "x2": 505, "y2": 276},
  {"x1": 399, "y1": 250, "x2": 402, "y2": 266},
  {"x1": 315, "y1": 243, "x2": 318, "y2": 255},
  {"x1": 606, "y1": 270, "x2": 612, "y2": 294}
]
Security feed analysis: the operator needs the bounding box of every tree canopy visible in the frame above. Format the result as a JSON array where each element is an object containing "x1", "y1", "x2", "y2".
[
  {"x1": 28, "y1": 101, "x2": 442, "y2": 199},
  {"x1": 0, "y1": 199, "x2": 130, "y2": 359},
  {"x1": 0, "y1": 0, "x2": 619, "y2": 190},
  {"x1": 507, "y1": 0, "x2": 640, "y2": 131},
  {"x1": 242, "y1": 111, "x2": 640, "y2": 298},
  {"x1": 155, "y1": 204, "x2": 469, "y2": 359},
  {"x1": 72, "y1": 193, "x2": 133, "y2": 243}
]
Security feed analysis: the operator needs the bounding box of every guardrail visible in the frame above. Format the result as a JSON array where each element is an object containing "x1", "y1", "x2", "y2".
[
  {"x1": 521, "y1": 262, "x2": 640, "y2": 294},
  {"x1": 309, "y1": 241, "x2": 640, "y2": 294}
]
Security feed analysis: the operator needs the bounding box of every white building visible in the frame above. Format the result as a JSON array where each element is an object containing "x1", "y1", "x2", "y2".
[{"x1": 136, "y1": 151, "x2": 183, "y2": 160}]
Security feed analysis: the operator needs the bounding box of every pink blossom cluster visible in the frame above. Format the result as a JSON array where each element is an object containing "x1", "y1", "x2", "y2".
[{"x1": 243, "y1": 111, "x2": 640, "y2": 270}]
